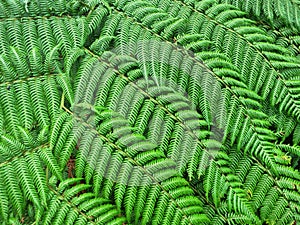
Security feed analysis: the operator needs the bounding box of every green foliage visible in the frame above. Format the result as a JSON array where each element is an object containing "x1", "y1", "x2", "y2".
[{"x1": 0, "y1": 0, "x2": 300, "y2": 224}]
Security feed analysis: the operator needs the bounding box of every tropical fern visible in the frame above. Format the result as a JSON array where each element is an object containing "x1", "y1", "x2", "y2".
[{"x1": 0, "y1": 0, "x2": 300, "y2": 224}]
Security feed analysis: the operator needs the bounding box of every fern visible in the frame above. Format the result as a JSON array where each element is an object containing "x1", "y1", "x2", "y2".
[{"x1": 0, "y1": 0, "x2": 300, "y2": 224}]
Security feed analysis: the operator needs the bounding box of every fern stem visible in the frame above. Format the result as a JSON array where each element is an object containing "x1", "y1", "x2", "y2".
[
  {"x1": 0, "y1": 73, "x2": 61, "y2": 88},
  {"x1": 0, "y1": 143, "x2": 49, "y2": 168},
  {"x1": 0, "y1": 14, "x2": 80, "y2": 23},
  {"x1": 47, "y1": 185, "x2": 106, "y2": 224}
]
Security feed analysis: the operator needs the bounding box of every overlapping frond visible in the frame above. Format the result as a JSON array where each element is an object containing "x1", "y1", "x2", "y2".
[{"x1": 1, "y1": 0, "x2": 300, "y2": 224}]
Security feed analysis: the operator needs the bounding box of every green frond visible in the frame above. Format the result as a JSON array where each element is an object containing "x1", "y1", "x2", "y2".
[
  {"x1": 38, "y1": 148, "x2": 63, "y2": 181},
  {"x1": 49, "y1": 104, "x2": 210, "y2": 224},
  {"x1": 1, "y1": 1, "x2": 300, "y2": 224},
  {"x1": 42, "y1": 178, "x2": 127, "y2": 225}
]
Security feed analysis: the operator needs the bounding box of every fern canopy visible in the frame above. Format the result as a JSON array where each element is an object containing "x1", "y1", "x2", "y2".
[{"x1": 0, "y1": 0, "x2": 300, "y2": 224}]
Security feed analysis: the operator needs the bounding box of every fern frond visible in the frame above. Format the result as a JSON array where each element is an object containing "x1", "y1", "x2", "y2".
[
  {"x1": 49, "y1": 107, "x2": 210, "y2": 224},
  {"x1": 1, "y1": 1, "x2": 300, "y2": 224},
  {"x1": 42, "y1": 178, "x2": 127, "y2": 225}
]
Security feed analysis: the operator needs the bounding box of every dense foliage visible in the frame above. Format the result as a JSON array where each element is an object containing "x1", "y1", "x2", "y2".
[{"x1": 1, "y1": 0, "x2": 300, "y2": 224}]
